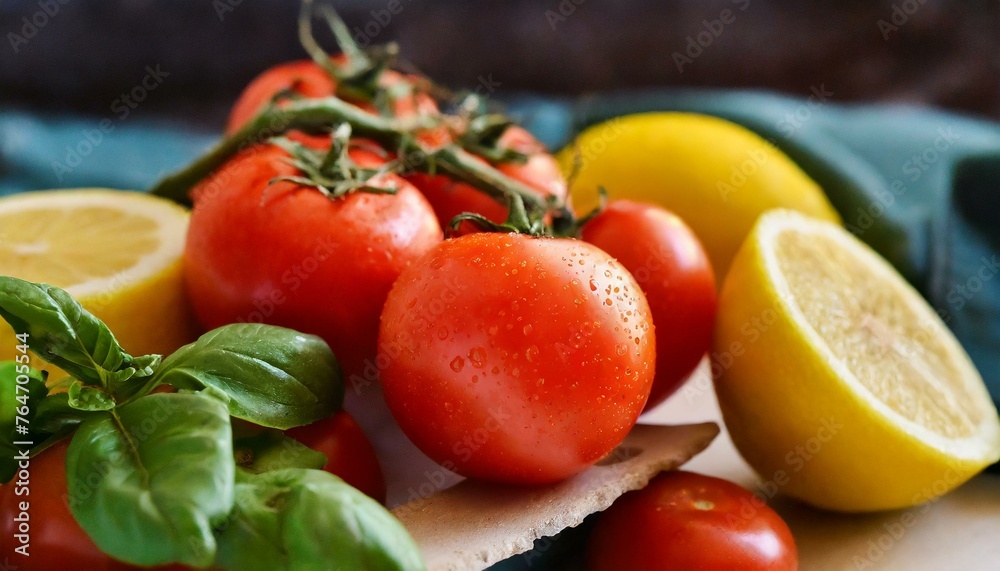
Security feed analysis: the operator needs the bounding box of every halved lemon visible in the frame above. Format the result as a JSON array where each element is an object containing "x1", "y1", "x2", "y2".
[
  {"x1": 714, "y1": 209, "x2": 1000, "y2": 512},
  {"x1": 0, "y1": 189, "x2": 200, "y2": 376}
]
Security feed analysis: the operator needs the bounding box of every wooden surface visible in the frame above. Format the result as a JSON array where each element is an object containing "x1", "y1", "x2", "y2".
[{"x1": 643, "y1": 360, "x2": 1000, "y2": 571}]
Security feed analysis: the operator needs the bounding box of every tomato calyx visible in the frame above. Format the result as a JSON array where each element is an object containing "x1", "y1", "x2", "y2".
[
  {"x1": 454, "y1": 96, "x2": 531, "y2": 165},
  {"x1": 449, "y1": 185, "x2": 608, "y2": 238},
  {"x1": 548, "y1": 185, "x2": 609, "y2": 237},
  {"x1": 269, "y1": 124, "x2": 400, "y2": 199},
  {"x1": 448, "y1": 193, "x2": 549, "y2": 237}
]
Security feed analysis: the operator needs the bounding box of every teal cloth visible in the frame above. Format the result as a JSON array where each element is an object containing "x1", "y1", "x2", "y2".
[{"x1": 2, "y1": 93, "x2": 998, "y2": 408}]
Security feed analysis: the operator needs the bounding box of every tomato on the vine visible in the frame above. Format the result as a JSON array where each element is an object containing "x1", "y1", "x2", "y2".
[
  {"x1": 408, "y1": 125, "x2": 568, "y2": 231},
  {"x1": 378, "y1": 232, "x2": 655, "y2": 484},
  {"x1": 184, "y1": 136, "x2": 442, "y2": 377},
  {"x1": 582, "y1": 200, "x2": 716, "y2": 410},
  {"x1": 285, "y1": 411, "x2": 387, "y2": 504},
  {"x1": 225, "y1": 58, "x2": 437, "y2": 134},
  {"x1": 225, "y1": 59, "x2": 566, "y2": 233},
  {"x1": 587, "y1": 471, "x2": 799, "y2": 571}
]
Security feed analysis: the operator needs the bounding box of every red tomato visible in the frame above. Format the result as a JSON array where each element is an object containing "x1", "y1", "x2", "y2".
[
  {"x1": 378, "y1": 232, "x2": 655, "y2": 484},
  {"x1": 587, "y1": 471, "x2": 798, "y2": 571},
  {"x1": 0, "y1": 440, "x2": 183, "y2": 570},
  {"x1": 407, "y1": 126, "x2": 568, "y2": 231},
  {"x1": 285, "y1": 411, "x2": 387, "y2": 504},
  {"x1": 184, "y1": 137, "x2": 442, "y2": 377},
  {"x1": 225, "y1": 58, "x2": 438, "y2": 134},
  {"x1": 581, "y1": 201, "x2": 716, "y2": 410}
]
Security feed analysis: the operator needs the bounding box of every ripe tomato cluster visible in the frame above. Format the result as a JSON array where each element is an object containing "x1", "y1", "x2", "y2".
[{"x1": 184, "y1": 56, "x2": 719, "y2": 483}]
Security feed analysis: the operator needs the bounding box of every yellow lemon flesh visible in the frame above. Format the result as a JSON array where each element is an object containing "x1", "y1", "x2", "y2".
[
  {"x1": 559, "y1": 112, "x2": 841, "y2": 279},
  {"x1": 0, "y1": 189, "x2": 200, "y2": 378},
  {"x1": 714, "y1": 210, "x2": 1000, "y2": 512}
]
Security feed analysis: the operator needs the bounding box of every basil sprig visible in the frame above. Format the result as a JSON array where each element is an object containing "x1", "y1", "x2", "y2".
[{"x1": 1, "y1": 276, "x2": 423, "y2": 569}]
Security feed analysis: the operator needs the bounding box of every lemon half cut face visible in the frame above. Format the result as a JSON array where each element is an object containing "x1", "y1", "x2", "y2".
[
  {"x1": 0, "y1": 189, "x2": 199, "y2": 370},
  {"x1": 714, "y1": 209, "x2": 1000, "y2": 512}
]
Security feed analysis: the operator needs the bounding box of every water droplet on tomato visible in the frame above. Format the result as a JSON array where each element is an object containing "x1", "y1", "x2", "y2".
[
  {"x1": 469, "y1": 347, "x2": 486, "y2": 368},
  {"x1": 450, "y1": 357, "x2": 465, "y2": 372},
  {"x1": 437, "y1": 326, "x2": 449, "y2": 340},
  {"x1": 525, "y1": 345, "x2": 539, "y2": 362},
  {"x1": 589, "y1": 279, "x2": 598, "y2": 291},
  {"x1": 523, "y1": 324, "x2": 533, "y2": 335},
  {"x1": 405, "y1": 298, "x2": 417, "y2": 309},
  {"x1": 616, "y1": 345, "x2": 628, "y2": 357}
]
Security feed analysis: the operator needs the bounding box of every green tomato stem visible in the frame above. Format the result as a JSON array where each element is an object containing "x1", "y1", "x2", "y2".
[{"x1": 149, "y1": 97, "x2": 550, "y2": 217}]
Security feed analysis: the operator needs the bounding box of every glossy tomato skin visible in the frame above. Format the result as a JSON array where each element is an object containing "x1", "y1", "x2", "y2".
[
  {"x1": 225, "y1": 58, "x2": 438, "y2": 134},
  {"x1": 227, "y1": 60, "x2": 336, "y2": 133},
  {"x1": 581, "y1": 200, "x2": 716, "y2": 410},
  {"x1": 0, "y1": 440, "x2": 184, "y2": 570},
  {"x1": 378, "y1": 233, "x2": 655, "y2": 484},
  {"x1": 587, "y1": 471, "x2": 798, "y2": 571},
  {"x1": 407, "y1": 126, "x2": 568, "y2": 231},
  {"x1": 285, "y1": 411, "x2": 387, "y2": 504},
  {"x1": 184, "y1": 139, "x2": 442, "y2": 377}
]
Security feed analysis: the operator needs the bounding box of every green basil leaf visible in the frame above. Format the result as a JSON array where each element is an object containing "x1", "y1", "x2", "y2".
[
  {"x1": 0, "y1": 361, "x2": 48, "y2": 482},
  {"x1": 154, "y1": 324, "x2": 343, "y2": 429},
  {"x1": 31, "y1": 392, "x2": 90, "y2": 434},
  {"x1": 233, "y1": 426, "x2": 326, "y2": 474},
  {"x1": 67, "y1": 380, "x2": 116, "y2": 411},
  {"x1": 215, "y1": 469, "x2": 424, "y2": 571},
  {"x1": 0, "y1": 277, "x2": 149, "y2": 389},
  {"x1": 66, "y1": 391, "x2": 235, "y2": 567}
]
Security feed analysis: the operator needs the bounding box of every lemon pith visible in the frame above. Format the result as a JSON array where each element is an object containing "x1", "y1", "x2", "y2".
[{"x1": 714, "y1": 210, "x2": 1000, "y2": 512}]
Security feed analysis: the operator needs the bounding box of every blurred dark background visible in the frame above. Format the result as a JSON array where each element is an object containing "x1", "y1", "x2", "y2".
[{"x1": 1, "y1": 0, "x2": 999, "y2": 129}]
